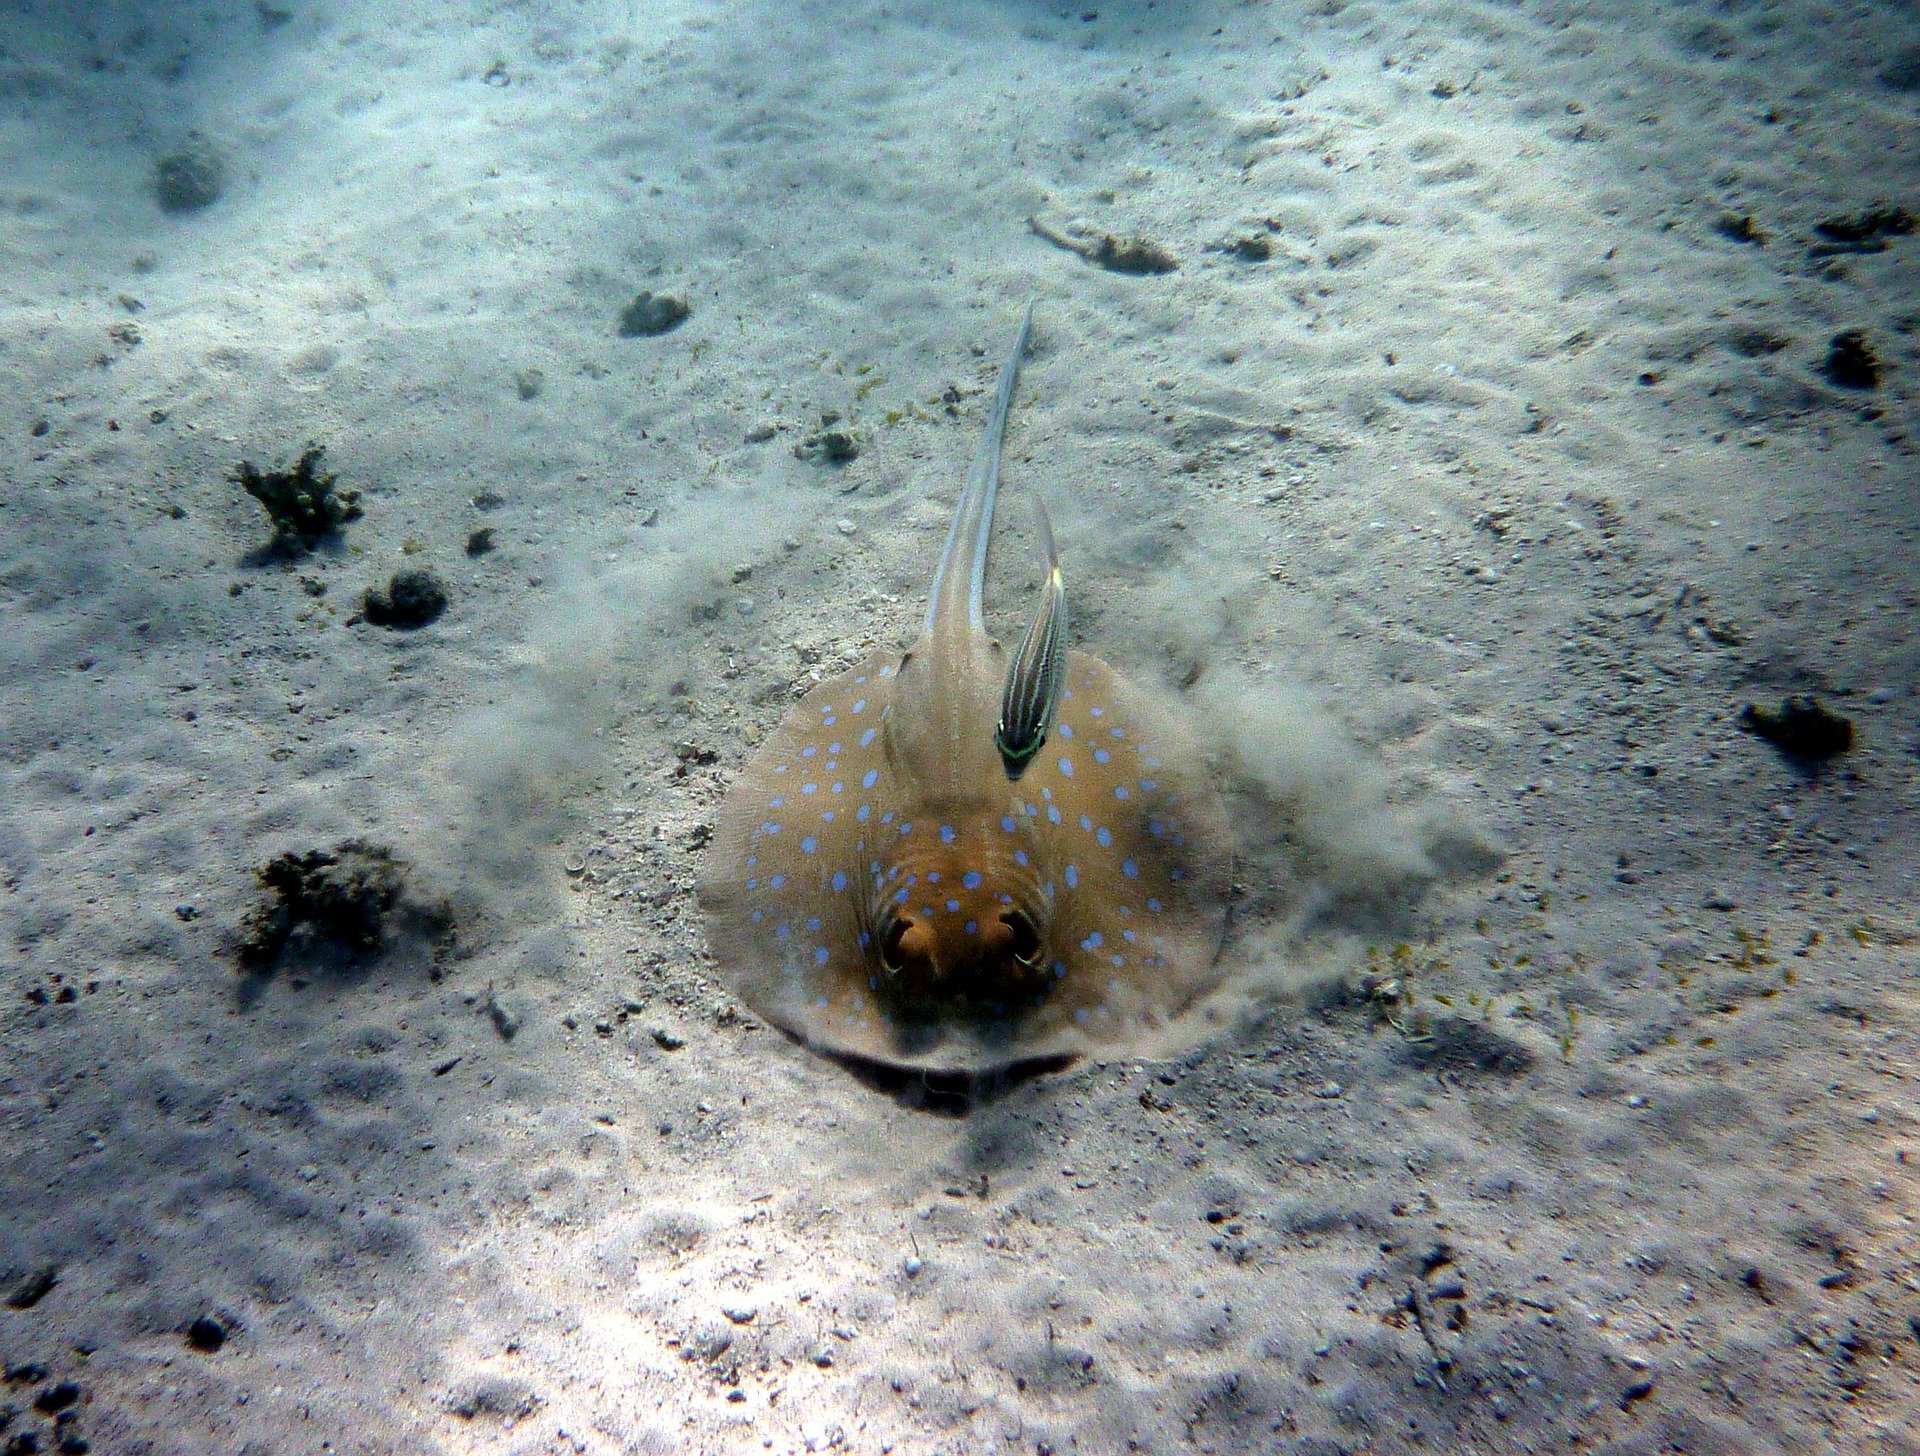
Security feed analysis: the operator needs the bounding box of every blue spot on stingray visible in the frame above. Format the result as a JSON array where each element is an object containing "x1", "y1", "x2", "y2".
[
  {"x1": 853, "y1": 699, "x2": 867, "y2": 713},
  {"x1": 1171, "y1": 868, "x2": 1186, "y2": 881},
  {"x1": 746, "y1": 855, "x2": 757, "y2": 868},
  {"x1": 1059, "y1": 723, "x2": 1074, "y2": 738},
  {"x1": 1147, "y1": 897, "x2": 1163, "y2": 912},
  {"x1": 1123, "y1": 929, "x2": 1137, "y2": 943},
  {"x1": 751, "y1": 909, "x2": 763, "y2": 922},
  {"x1": 899, "y1": 822, "x2": 913, "y2": 836},
  {"x1": 806, "y1": 916, "x2": 821, "y2": 931},
  {"x1": 965, "y1": 919, "x2": 978, "y2": 935},
  {"x1": 962, "y1": 870, "x2": 982, "y2": 889},
  {"x1": 857, "y1": 805, "x2": 871, "y2": 822},
  {"x1": 1112, "y1": 955, "x2": 1124, "y2": 967},
  {"x1": 1047, "y1": 805, "x2": 1062, "y2": 824},
  {"x1": 829, "y1": 742, "x2": 842, "y2": 754},
  {"x1": 746, "y1": 877, "x2": 759, "y2": 890},
  {"x1": 802, "y1": 746, "x2": 817, "y2": 758},
  {"x1": 862, "y1": 769, "x2": 879, "y2": 789},
  {"x1": 1014, "y1": 849, "x2": 1029, "y2": 867},
  {"x1": 881, "y1": 811, "x2": 894, "y2": 824},
  {"x1": 858, "y1": 929, "x2": 871, "y2": 947},
  {"x1": 1140, "y1": 779, "x2": 1157, "y2": 793},
  {"x1": 860, "y1": 727, "x2": 877, "y2": 747},
  {"x1": 1096, "y1": 827, "x2": 1112, "y2": 848},
  {"x1": 775, "y1": 923, "x2": 791, "y2": 939},
  {"x1": 770, "y1": 796, "x2": 785, "y2": 809},
  {"x1": 1122, "y1": 858, "x2": 1139, "y2": 879},
  {"x1": 802, "y1": 783, "x2": 818, "y2": 795},
  {"x1": 1110, "y1": 727, "x2": 1125, "y2": 739},
  {"x1": 1074, "y1": 1007, "x2": 1090, "y2": 1024},
  {"x1": 823, "y1": 715, "x2": 836, "y2": 727},
  {"x1": 1064, "y1": 864, "x2": 1079, "y2": 889},
  {"x1": 855, "y1": 674, "x2": 868, "y2": 684},
  {"x1": 1089, "y1": 706, "x2": 1104, "y2": 717},
  {"x1": 1058, "y1": 756, "x2": 1074, "y2": 777},
  {"x1": 831, "y1": 782, "x2": 844, "y2": 794},
  {"x1": 893, "y1": 887, "x2": 908, "y2": 904},
  {"x1": 801, "y1": 835, "x2": 818, "y2": 854},
  {"x1": 814, "y1": 946, "x2": 830, "y2": 965},
  {"x1": 1093, "y1": 748, "x2": 1110, "y2": 765},
  {"x1": 1079, "y1": 814, "x2": 1093, "y2": 831},
  {"x1": 940, "y1": 824, "x2": 956, "y2": 843},
  {"x1": 1053, "y1": 960, "x2": 1068, "y2": 979},
  {"x1": 925, "y1": 871, "x2": 939, "y2": 883},
  {"x1": 1082, "y1": 931, "x2": 1104, "y2": 950},
  {"x1": 822, "y1": 810, "x2": 835, "y2": 822},
  {"x1": 921, "y1": 905, "x2": 935, "y2": 918},
  {"x1": 761, "y1": 821, "x2": 780, "y2": 835},
  {"x1": 946, "y1": 898, "x2": 959, "y2": 912},
  {"x1": 1114, "y1": 786, "x2": 1130, "y2": 801},
  {"x1": 1001, "y1": 815, "x2": 1017, "y2": 833},
  {"x1": 770, "y1": 874, "x2": 786, "y2": 889},
  {"x1": 832, "y1": 871, "x2": 848, "y2": 892}
]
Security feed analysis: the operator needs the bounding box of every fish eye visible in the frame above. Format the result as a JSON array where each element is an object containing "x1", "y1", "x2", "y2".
[{"x1": 1000, "y1": 909, "x2": 1042, "y2": 967}]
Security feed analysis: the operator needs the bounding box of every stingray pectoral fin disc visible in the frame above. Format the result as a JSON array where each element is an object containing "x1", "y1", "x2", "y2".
[
  {"x1": 700, "y1": 651, "x2": 908, "y2": 1062},
  {"x1": 1013, "y1": 650, "x2": 1232, "y2": 1047}
]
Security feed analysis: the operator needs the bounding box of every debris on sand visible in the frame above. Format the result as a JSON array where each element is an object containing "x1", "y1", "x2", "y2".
[
  {"x1": 1028, "y1": 214, "x2": 1179, "y2": 274},
  {"x1": 1812, "y1": 203, "x2": 1915, "y2": 249},
  {"x1": 153, "y1": 135, "x2": 228, "y2": 212},
  {"x1": 618, "y1": 290, "x2": 692, "y2": 337},
  {"x1": 238, "y1": 839, "x2": 452, "y2": 970},
  {"x1": 235, "y1": 443, "x2": 361, "y2": 553},
  {"x1": 1741, "y1": 694, "x2": 1854, "y2": 760},
  {"x1": 363, "y1": 566, "x2": 448, "y2": 629}
]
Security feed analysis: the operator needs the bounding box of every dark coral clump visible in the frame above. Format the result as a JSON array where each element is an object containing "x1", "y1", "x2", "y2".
[
  {"x1": 238, "y1": 839, "x2": 451, "y2": 970},
  {"x1": 235, "y1": 443, "x2": 361, "y2": 553}
]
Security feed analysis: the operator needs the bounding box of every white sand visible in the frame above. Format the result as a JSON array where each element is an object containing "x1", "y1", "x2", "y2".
[{"x1": 2, "y1": 0, "x2": 1917, "y2": 1451}]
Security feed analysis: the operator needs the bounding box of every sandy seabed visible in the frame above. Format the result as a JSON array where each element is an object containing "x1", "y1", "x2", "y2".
[{"x1": 2, "y1": 1, "x2": 1917, "y2": 1452}]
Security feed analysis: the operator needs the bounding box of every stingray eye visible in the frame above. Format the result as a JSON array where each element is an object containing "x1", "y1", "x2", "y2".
[
  {"x1": 1000, "y1": 909, "x2": 1042, "y2": 967},
  {"x1": 880, "y1": 916, "x2": 926, "y2": 973}
]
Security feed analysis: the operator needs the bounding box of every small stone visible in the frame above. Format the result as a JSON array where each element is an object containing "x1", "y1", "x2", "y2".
[
  {"x1": 363, "y1": 567, "x2": 448, "y2": 630},
  {"x1": 651, "y1": 1027, "x2": 685, "y2": 1050},
  {"x1": 465, "y1": 527, "x2": 496, "y2": 557},
  {"x1": 513, "y1": 367, "x2": 544, "y2": 400},
  {"x1": 902, "y1": 1256, "x2": 923, "y2": 1278},
  {"x1": 820, "y1": 430, "x2": 859, "y2": 464},
  {"x1": 33, "y1": 1380, "x2": 80, "y2": 1414},
  {"x1": 186, "y1": 1315, "x2": 228, "y2": 1352},
  {"x1": 808, "y1": 1344, "x2": 834, "y2": 1368},
  {"x1": 836, "y1": 518, "x2": 858, "y2": 535},
  {"x1": 745, "y1": 423, "x2": 778, "y2": 443},
  {"x1": 1823, "y1": 330, "x2": 1880, "y2": 389},
  {"x1": 1620, "y1": 1375, "x2": 1656, "y2": 1406},
  {"x1": 618, "y1": 291, "x2": 691, "y2": 337},
  {"x1": 174, "y1": 903, "x2": 198, "y2": 921},
  {"x1": 1741, "y1": 695, "x2": 1853, "y2": 760},
  {"x1": 154, "y1": 136, "x2": 227, "y2": 212},
  {"x1": 721, "y1": 1302, "x2": 757, "y2": 1325},
  {"x1": 1702, "y1": 890, "x2": 1738, "y2": 912},
  {"x1": 5, "y1": 1265, "x2": 58, "y2": 1310},
  {"x1": 1314, "y1": 1081, "x2": 1344, "y2": 1099}
]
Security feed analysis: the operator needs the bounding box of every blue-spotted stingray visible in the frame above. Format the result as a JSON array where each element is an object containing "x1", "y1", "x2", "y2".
[{"x1": 700, "y1": 304, "x2": 1230, "y2": 1071}]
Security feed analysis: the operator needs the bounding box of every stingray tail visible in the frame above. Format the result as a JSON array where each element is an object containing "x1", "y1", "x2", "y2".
[{"x1": 925, "y1": 300, "x2": 1035, "y2": 637}]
